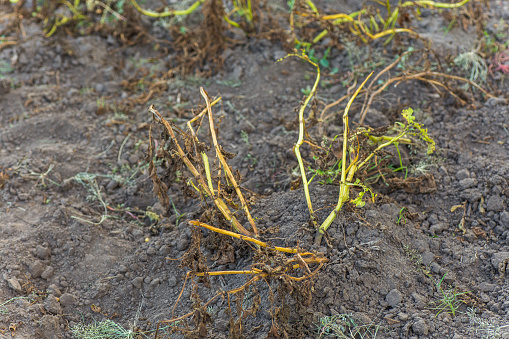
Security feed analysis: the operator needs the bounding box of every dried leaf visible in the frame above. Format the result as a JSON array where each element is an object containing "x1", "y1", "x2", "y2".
[{"x1": 148, "y1": 127, "x2": 170, "y2": 210}]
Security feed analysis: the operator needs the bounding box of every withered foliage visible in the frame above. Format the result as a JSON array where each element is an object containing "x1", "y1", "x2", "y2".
[
  {"x1": 147, "y1": 127, "x2": 170, "y2": 210},
  {"x1": 170, "y1": 0, "x2": 227, "y2": 76},
  {"x1": 0, "y1": 169, "x2": 9, "y2": 189},
  {"x1": 387, "y1": 173, "x2": 437, "y2": 194},
  {"x1": 147, "y1": 92, "x2": 327, "y2": 337}
]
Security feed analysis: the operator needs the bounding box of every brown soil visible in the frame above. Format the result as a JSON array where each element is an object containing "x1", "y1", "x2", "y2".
[{"x1": 1, "y1": 1, "x2": 509, "y2": 338}]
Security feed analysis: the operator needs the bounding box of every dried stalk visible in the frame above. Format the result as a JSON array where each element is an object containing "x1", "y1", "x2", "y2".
[
  {"x1": 200, "y1": 88, "x2": 258, "y2": 236},
  {"x1": 149, "y1": 105, "x2": 252, "y2": 236}
]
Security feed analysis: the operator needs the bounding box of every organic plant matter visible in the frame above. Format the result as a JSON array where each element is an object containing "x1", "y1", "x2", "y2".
[
  {"x1": 129, "y1": 0, "x2": 207, "y2": 18},
  {"x1": 290, "y1": 0, "x2": 472, "y2": 48},
  {"x1": 71, "y1": 319, "x2": 137, "y2": 339},
  {"x1": 280, "y1": 51, "x2": 435, "y2": 245},
  {"x1": 315, "y1": 98, "x2": 434, "y2": 244},
  {"x1": 278, "y1": 52, "x2": 321, "y2": 227},
  {"x1": 316, "y1": 47, "x2": 496, "y2": 132},
  {"x1": 70, "y1": 318, "x2": 174, "y2": 339},
  {"x1": 397, "y1": 207, "x2": 407, "y2": 225},
  {"x1": 128, "y1": 0, "x2": 284, "y2": 73},
  {"x1": 0, "y1": 35, "x2": 17, "y2": 51},
  {"x1": 490, "y1": 50, "x2": 509, "y2": 74},
  {"x1": 147, "y1": 83, "x2": 331, "y2": 336},
  {"x1": 454, "y1": 49, "x2": 488, "y2": 85},
  {"x1": 70, "y1": 167, "x2": 149, "y2": 225},
  {"x1": 22, "y1": 0, "x2": 130, "y2": 37},
  {"x1": 131, "y1": 0, "x2": 259, "y2": 34},
  {"x1": 466, "y1": 307, "x2": 509, "y2": 339},
  {"x1": 0, "y1": 296, "x2": 32, "y2": 315},
  {"x1": 430, "y1": 272, "x2": 471, "y2": 318},
  {"x1": 356, "y1": 48, "x2": 496, "y2": 125},
  {"x1": 315, "y1": 313, "x2": 382, "y2": 338},
  {"x1": 42, "y1": 0, "x2": 88, "y2": 37},
  {"x1": 160, "y1": 220, "x2": 327, "y2": 336},
  {"x1": 148, "y1": 97, "x2": 257, "y2": 237}
]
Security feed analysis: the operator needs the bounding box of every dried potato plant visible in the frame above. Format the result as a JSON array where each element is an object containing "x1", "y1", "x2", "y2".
[{"x1": 147, "y1": 88, "x2": 327, "y2": 337}]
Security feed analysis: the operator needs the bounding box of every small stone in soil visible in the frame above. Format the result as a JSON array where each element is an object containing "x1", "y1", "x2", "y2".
[
  {"x1": 138, "y1": 252, "x2": 148, "y2": 262},
  {"x1": 491, "y1": 252, "x2": 509, "y2": 270},
  {"x1": 486, "y1": 195, "x2": 505, "y2": 212},
  {"x1": 131, "y1": 228, "x2": 144, "y2": 239},
  {"x1": 148, "y1": 278, "x2": 160, "y2": 291},
  {"x1": 458, "y1": 178, "x2": 477, "y2": 189},
  {"x1": 59, "y1": 293, "x2": 77, "y2": 307},
  {"x1": 35, "y1": 245, "x2": 51, "y2": 259},
  {"x1": 430, "y1": 262, "x2": 441, "y2": 273},
  {"x1": 456, "y1": 169, "x2": 470, "y2": 180},
  {"x1": 132, "y1": 277, "x2": 143, "y2": 289},
  {"x1": 421, "y1": 251, "x2": 435, "y2": 266},
  {"x1": 41, "y1": 266, "x2": 55, "y2": 280},
  {"x1": 37, "y1": 315, "x2": 60, "y2": 336},
  {"x1": 386, "y1": 289, "x2": 402, "y2": 307},
  {"x1": 176, "y1": 237, "x2": 189, "y2": 251},
  {"x1": 411, "y1": 292, "x2": 426, "y2": 308},
  {"x1": 159, "y1": 245, "x2": 170, "y2": 256},
  {"x1": 494, "y1": 225, "x2": 505, "y2": 234},
  {"x1": 6, "y1": 277, "x2": 22, "y2": 293},
  {"x1": 167, "y1": 276, "x2": 177, "y2": 287},
  {"x1": 460, "y1": 188, "x2": 482, "y2": 203},
  {"x1": 412, "y1": 318, "x2": 429, "y2": 336},
  {"x1": 47, "y1": 284, "x2": 61, "y2": 297},
  {"x1": 43, "y1": 294, "x2": 63, "y2": 315},
  {"x1": 499, "y1": 211, "x2": 509, "y2": 228},
  {"x1": 429, "y1": 222, "x2": 448, "y2": 235},
  {"x1": 398, "y1": 312, "x2": 409, "y2": 321},
  {"x1": 106, "y1": 179, "x2": 119, "y2": 191}
]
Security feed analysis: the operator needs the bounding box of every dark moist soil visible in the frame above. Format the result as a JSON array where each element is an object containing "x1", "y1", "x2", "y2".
[{"x1": 1, "y1": 1, "x2": 509, "y2": 338}]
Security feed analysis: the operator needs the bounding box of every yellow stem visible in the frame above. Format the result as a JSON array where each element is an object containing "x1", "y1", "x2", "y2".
[
  {"x1": 149, "y1": 105, "x2": 251, "y2": 236},
  {"x1": 280, "y1": 53, "x2": 320, "y2": 227},
  {"x1": 129, "y1": 0, "x2": 206, "y2": 17},
  {"x1": 223, "y1": 15, "x2": 242, "y2": 29},
  {"x1": 190, "y1": 221, "x2": 314, "y2": 255},
  {"x1": 201, "y1": 152, "x2": 214, "y2": 193},
  {"x1": 401, "y1": 0, "x2": 470, "y2": 9},
  {"x1": 200, "y1": 88, "x2": 258, "y2": 236},
  {"x1": 316, "y1": 72, "x2": 373, "y2": 239}
]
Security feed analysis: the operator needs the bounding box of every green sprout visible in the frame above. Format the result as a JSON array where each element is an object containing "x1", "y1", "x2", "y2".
[
  {"x1": 397, "y1": 207, "x2": 407, "y2": 225},
  {"x1": 430, "y1": 272, "x2": 470, "y2": 318},
  {"x1": 309, "y1": 160, "x2": 342, "y2": 185},
  {"x1": 240, "y1": 130, "x2": 250, "y2": 145},
  {"x1": 466, "y1": 307, "x2": 509, "y2": 338},
  {"x1": 315, "y1": 313, "x2": 381, "y2": 338},
  {"x1": 454, "y1": 50, "x2": 488, "y2": 86}
]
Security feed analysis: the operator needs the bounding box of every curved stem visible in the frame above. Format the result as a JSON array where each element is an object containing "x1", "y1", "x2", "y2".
[
  {"x1": 130, "y1": 0, "x2": 206, "y2": 18},
  {"x1": 315, "y1": 72, "x2": 372, "y2": 244},
  {"x1": 200, "y1": 88, "x2": 258, "y2": 236},
  {"x1": 401, "y1": 0, "x2": 471, "y2": 9},
  {"x1": 283, "y1": 54, "x2": 320, "y2": 226}
]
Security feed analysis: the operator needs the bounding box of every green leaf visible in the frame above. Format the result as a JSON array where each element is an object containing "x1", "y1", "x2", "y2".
[
  {"x1": 320, "y1": 58, "x2": 330, "y2": 68},
  {"x1": 401, "y1": 108, "x2": 415, "y2": 124},
  {"x1": 401, "y1": 107, "x2": 435, "y2": 154},
  {"x1": 351, "y1": 191, "x2": 366, "y2": 207},
  {"x1": 349, "y1": 179, "x2": 376, "y2": 207},
  {"x1": 323, "y1": 47, "x2": 331, "y2": 58}
]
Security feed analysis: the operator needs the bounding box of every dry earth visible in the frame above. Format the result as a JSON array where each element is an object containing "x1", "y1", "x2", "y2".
[{"x1": 1, "y1": 1, "x2": 509, "y2": 338}]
